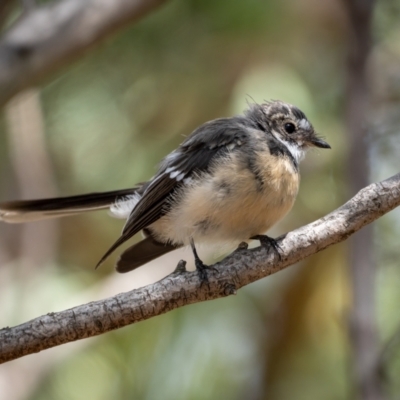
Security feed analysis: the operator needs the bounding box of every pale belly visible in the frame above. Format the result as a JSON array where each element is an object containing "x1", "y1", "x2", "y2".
[{"x1": 150, "y1": 153, "x2": 300, "y2": 246}]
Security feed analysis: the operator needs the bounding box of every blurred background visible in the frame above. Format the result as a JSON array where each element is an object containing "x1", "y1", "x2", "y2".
[{"x1": 0, "y1": 0, "x2": 400, "y2": 399}]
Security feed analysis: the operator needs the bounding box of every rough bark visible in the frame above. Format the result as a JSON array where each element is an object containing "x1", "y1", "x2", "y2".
[{"x1": 0, "y1": 172, "x2": 399, "y2": 364}]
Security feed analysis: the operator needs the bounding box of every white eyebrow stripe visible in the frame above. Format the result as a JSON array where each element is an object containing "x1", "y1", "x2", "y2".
[{"x1": 298, "y1": 119, "x2": 310, "y2": 130}]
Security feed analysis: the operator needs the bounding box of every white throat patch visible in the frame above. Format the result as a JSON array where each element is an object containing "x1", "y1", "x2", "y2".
[{"x1": 274, "y1": 135, "x2": 306, "y2": 164}]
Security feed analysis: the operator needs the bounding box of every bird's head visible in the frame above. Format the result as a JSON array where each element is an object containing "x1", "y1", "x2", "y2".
[{"x1": 246, "y1": 100, "x2": 330, "y2": 162}]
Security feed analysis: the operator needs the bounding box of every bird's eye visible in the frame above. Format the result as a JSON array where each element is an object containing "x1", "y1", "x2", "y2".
[{"x1": 284, "y1": 123, "x2": 296, "y2": 134}]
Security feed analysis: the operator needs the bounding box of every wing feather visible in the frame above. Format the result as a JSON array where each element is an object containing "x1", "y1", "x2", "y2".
[{"x1": 97, "y1": 117, "x2": 252, "y2": 265}]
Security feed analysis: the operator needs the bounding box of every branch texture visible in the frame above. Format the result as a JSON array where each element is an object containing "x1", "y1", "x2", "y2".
[
  {"x1": 1, "y1": 173, "x2": 400, "y2": 364},
  {"x1": 0, "y1": 0, "x2": 169, "y2": 107}
]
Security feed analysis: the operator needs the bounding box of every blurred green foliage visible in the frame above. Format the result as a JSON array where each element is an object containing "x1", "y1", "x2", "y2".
[{"x1": 1, "y1": 0, "x2": 400, "y2": 399}]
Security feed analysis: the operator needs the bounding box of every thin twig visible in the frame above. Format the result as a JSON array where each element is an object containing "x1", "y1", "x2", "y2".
[{"x1": 0, "y1": 172, "x2": 399, "y2": 364}]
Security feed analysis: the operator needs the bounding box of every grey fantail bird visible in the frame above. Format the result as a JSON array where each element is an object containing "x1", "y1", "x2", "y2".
[{"x1": 0, "y1": 101, "x2": 330, "y2": 280}]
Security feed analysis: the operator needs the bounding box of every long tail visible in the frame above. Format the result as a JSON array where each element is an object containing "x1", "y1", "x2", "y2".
[{"x1": 0, "y1": 188, "x2": 136, "y2": 223}]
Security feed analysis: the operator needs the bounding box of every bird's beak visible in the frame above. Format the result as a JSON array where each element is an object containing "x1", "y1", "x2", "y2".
[{"x1": 310, "y1": 137, "x2": 331, "y2": 149}]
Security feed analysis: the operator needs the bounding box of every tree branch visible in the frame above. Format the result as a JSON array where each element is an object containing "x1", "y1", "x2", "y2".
[
  {"x1": 0, "y1": 0, "x2": 169, "y2": 107},
  {"x1": 1, "y1": 172, "x2": 400, "y2": 364}
]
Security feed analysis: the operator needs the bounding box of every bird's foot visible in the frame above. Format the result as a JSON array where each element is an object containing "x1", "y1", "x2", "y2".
[
  {"x1": 189, "y1": 237, "x2": 217, "y2": 287},
  {"x1": 251, "y1": 235, "x2": 282, "y2": 260},
  {"x1": 195, "y1": 258, "x2": 217, "y2": 288}
]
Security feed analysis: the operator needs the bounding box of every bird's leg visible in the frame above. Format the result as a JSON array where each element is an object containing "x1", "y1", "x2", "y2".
[
  {"x1": 190, "y1": 238, "x2": 216, "y2": 286},
  {"x1": 251, "y1": 235, "x2": 282, "y2": 261}
]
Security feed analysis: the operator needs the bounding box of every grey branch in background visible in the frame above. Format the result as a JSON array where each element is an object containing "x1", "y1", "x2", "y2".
[
  {"x1": 343, "y1": 0, "x2": 382, "y2": 399},
  {"x1": 0, "y1": 0, "x2": 169, "y2": 107},
  {"x1": 0, "y1": 172, "x2": 399, "y2": 364},
  {"x1": 5, "y1": 90, "x2": 59, "y2": 267}
]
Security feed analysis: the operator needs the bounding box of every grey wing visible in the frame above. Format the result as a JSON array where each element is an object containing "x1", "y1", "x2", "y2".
[
  {"x1": 95, "y1": 174, "x2": 178, "y2": 267},
  {"x1": 96, "y1": 117, "x2": 250, "y2": 266}
]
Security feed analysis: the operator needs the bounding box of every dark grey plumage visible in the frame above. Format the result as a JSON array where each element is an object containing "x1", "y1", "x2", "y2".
[{"x1": 0, "y1": 101, "x2": 330, "y2": 275}]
